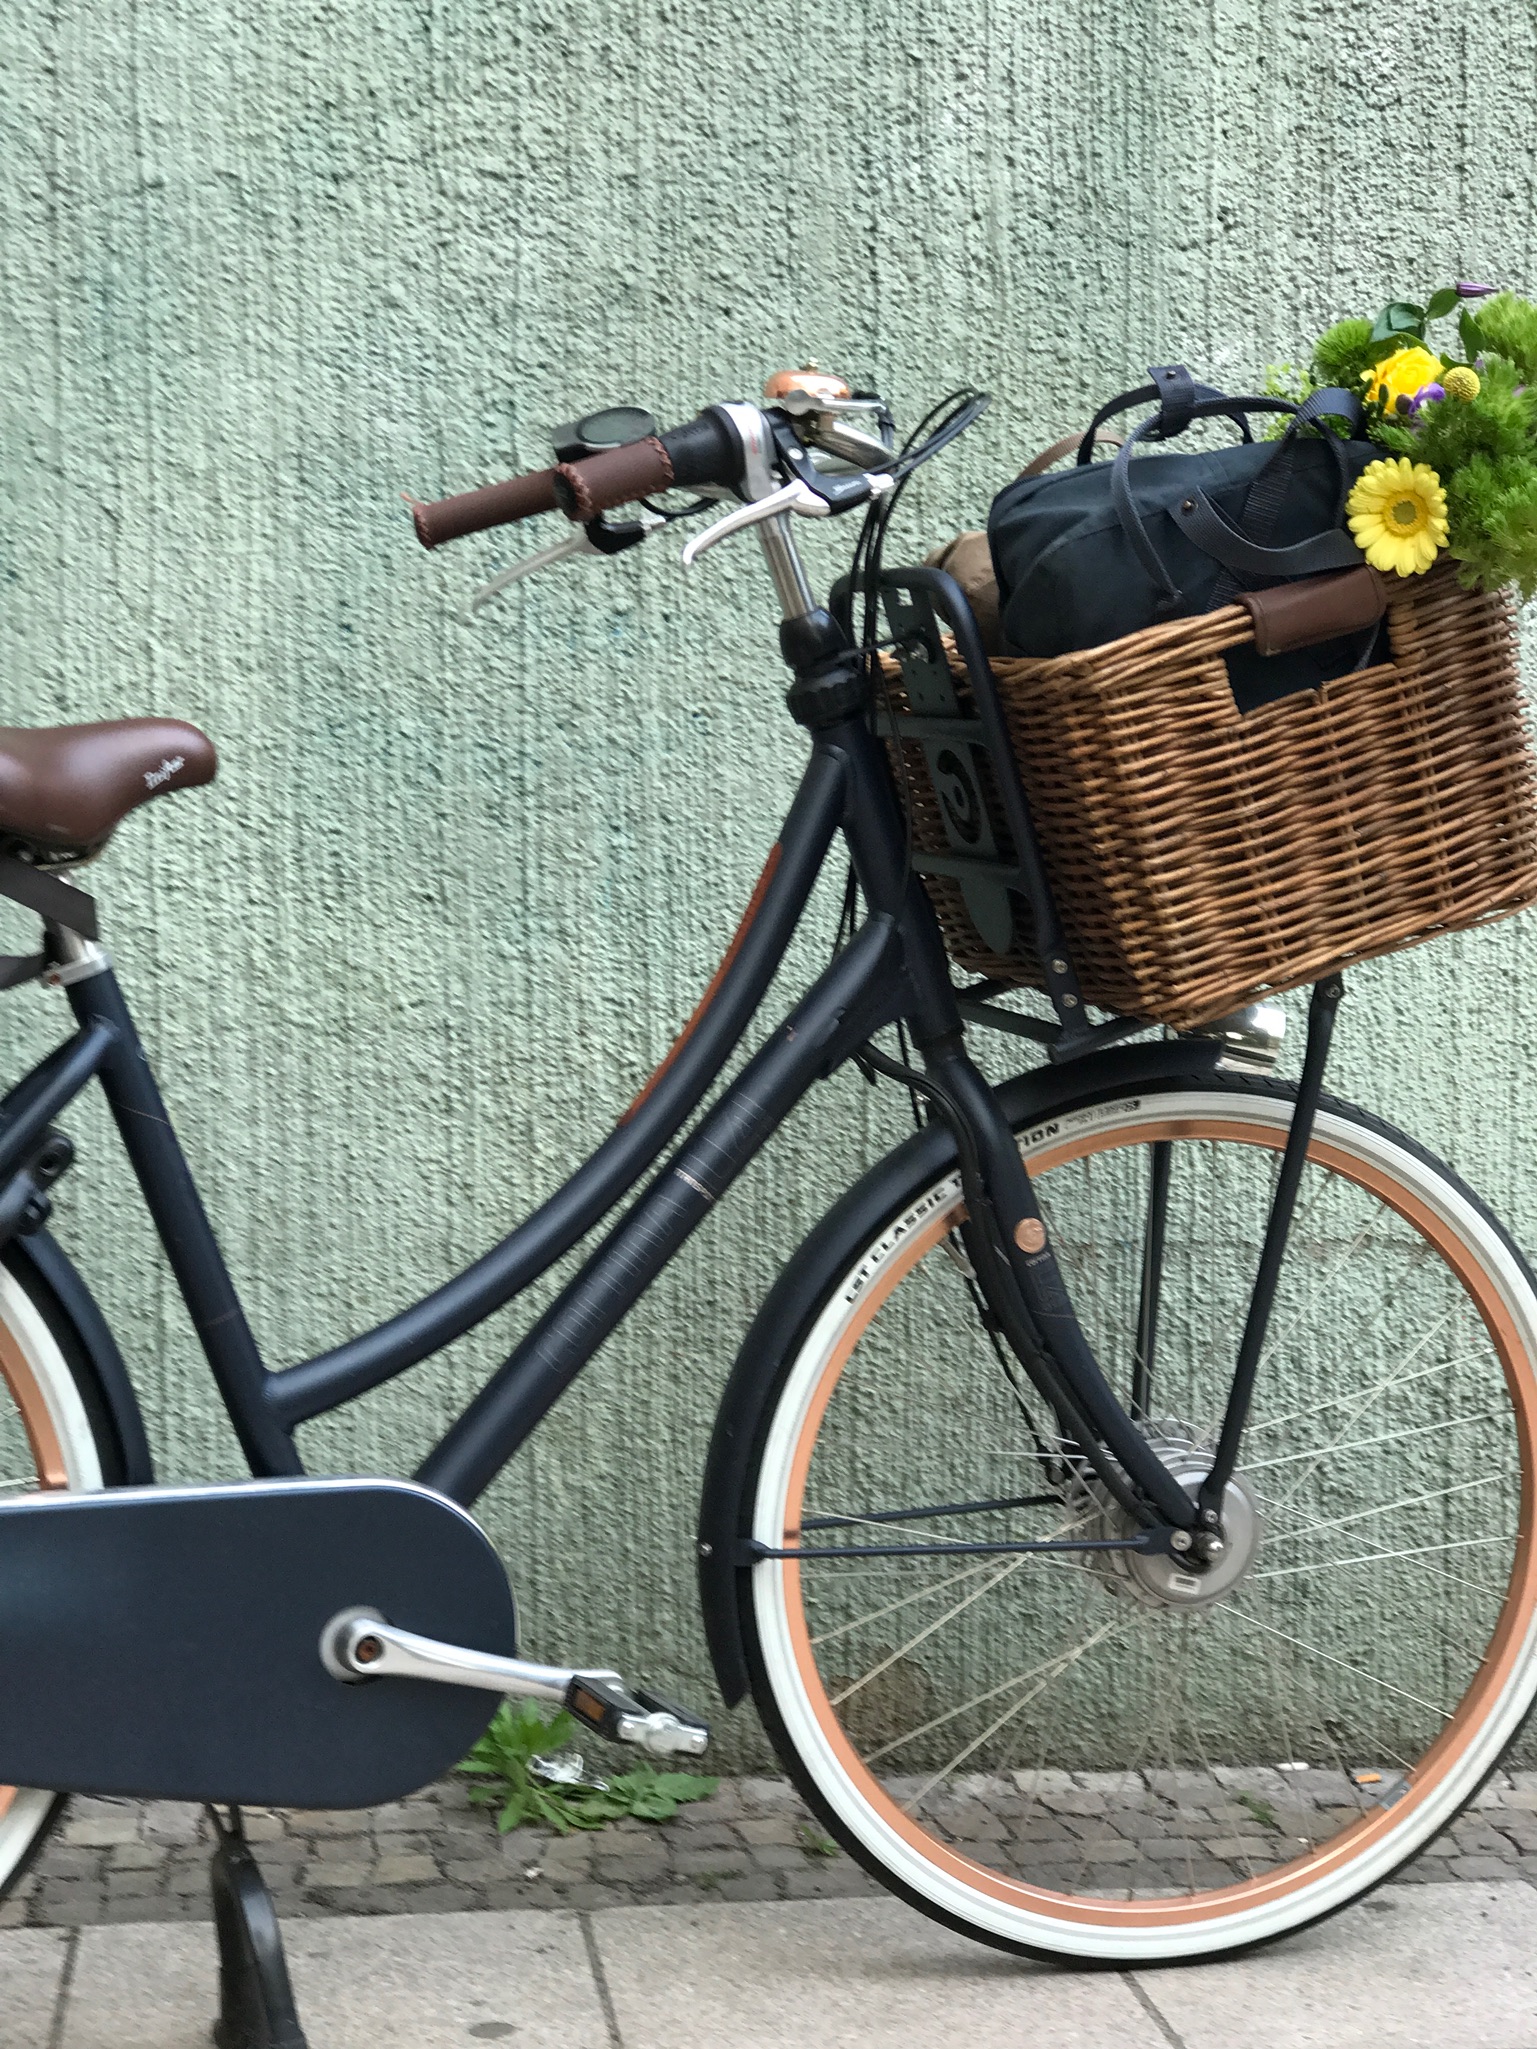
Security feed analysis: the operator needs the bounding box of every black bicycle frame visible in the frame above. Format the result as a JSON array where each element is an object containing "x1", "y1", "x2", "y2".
[{"x1": 6, "y1": 660, "x2": 1210, "y2": 1533}]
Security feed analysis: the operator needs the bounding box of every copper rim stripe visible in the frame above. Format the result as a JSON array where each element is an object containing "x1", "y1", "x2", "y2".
[{"x1": 775, "y1": 1112, "x2": 1537, "y2": 1932}]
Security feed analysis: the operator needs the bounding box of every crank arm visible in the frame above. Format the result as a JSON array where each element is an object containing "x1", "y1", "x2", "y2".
[{"x1": 319, "y1": 1609, "x2": 710, "y2": 1758}]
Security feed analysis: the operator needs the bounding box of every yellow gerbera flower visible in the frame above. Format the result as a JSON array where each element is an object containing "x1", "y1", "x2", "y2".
[
  {"x1": 1362, "y1": 344, "x2": 1444, "y2": 412},
  {"x1": 1346, "y1": 457, "x2": 1449, "y2": 577}
]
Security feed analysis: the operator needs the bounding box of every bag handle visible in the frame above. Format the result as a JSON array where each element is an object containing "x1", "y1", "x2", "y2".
[
  {"x1": 1077, "y1": 364, "x2": 1245, "y2": 465},
  {"x1": 1108, "y1": 379, "x2": 1366, "y2": 613}
]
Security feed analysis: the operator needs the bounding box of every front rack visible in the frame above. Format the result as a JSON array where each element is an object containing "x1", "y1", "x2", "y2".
[{"x1": 836, "y1": 565, "x2": 1146, "y2": 1062}]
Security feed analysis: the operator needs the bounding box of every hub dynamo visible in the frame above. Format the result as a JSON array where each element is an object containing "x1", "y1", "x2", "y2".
[{"x1": 1073, "y1": 1424, "x2": 1263, "y2": 1610}]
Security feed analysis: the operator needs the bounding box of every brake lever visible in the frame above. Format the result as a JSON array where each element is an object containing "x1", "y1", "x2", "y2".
[
  {"x1": 679, "y1": 472, "x2": 894, "y2": 569},
  {"x1": 465, "y1": 510, "x2": 665, "y2": 616}
]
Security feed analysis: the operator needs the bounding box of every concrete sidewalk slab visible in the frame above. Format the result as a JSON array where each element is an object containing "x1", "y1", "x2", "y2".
[
  {"x1": 1134, "y1": 1883, "x2": 1537, "y2": 2048},
  {"x1": 590, "y1": 1896, "x2": 1160, "y2": 2048},
  {"x1": 0, "y1": 1929, "x2": 69, "y2": 2049},
  {"x1": 9, "y1": 1882, "x2": 1537, "y2": 2047},
  {"x1": 58, "y1": 1911, "x2": 608, "y2": 2049}
]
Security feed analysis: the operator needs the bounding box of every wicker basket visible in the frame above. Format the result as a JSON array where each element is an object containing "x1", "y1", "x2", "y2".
[{"x1": 884, "y1": 564, "x2": 1537, "y2": 1030}]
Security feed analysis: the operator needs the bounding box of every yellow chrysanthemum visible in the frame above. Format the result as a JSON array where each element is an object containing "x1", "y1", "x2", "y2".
[
  {"x1": 1362, "y1": 344, "x2": 1444, "y2": 412},
  {"x1": 1346, "y1": 457, "x2": 1449, "y2": 577},
  {"x1": 1443, "y1": 364, "x2": 1481, "y2": 401}
]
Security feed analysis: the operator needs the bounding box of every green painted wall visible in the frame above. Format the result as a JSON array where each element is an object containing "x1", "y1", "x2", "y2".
[{"x1": 3, "y1": 0, "x2": 1537, "y2": 1763}]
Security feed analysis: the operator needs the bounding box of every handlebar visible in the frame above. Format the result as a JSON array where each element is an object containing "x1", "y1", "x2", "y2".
[
  {"x1": 412, "y1": 469, "x2": 559, "y2": 548},
  {"x1": 412, "y1": 409, "x2": 746, "y2": 548}
]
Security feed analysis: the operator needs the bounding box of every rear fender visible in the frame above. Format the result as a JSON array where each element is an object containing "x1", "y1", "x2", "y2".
[{"x1": 8, "y1": 1229, "x2": 153, "y2": 1485}]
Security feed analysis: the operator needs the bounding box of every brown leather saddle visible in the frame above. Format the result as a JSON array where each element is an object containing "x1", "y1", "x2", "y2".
[{"x1": 0, "y1": 720, "x2": 217, "y2": 857}]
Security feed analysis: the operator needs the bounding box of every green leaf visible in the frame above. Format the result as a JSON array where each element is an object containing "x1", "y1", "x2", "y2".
[
  {"x1": 1370, "y1": 300, "x2": 1425, "y2": 343},
  {"x1": 651, "y1": 1773, "x2": 719, "y2": 1801},
  {"x1": 1460, "y1": 309, "x2": 1488, "y2": 361},
  {"x1": 1425, "y1": 287, "x2": 1461, "y2": 321}
]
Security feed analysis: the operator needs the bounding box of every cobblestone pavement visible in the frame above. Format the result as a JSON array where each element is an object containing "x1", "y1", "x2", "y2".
[{"x1": 9, "y1": 1768, "x2": 1537, "y2": 1929}]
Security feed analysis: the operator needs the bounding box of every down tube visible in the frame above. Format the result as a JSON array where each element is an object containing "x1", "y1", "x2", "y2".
[{"x1": 417, "y1": 914, "x2": 905, "y2": 1505}]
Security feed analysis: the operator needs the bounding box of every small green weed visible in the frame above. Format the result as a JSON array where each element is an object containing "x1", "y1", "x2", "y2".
[
  {"x1": 797, "y1": 1823, "x2": 838, "y2": 1858},
  {"x1": 457, "y1": 1701, "x2": 718, "y2": 1836},
  {"x1": 1235, "y1": 1792, "x2": 1280, "y2": 1832}
]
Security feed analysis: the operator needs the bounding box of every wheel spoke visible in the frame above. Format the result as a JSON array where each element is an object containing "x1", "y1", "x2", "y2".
[
  {"x1": 1218, "y1": 1608, "x2": 1454, "y2": 1718},
  {"x1": 905, "y1": 1620, "x2": 1125, "y2": 1808},
  {"x1": 1252, "y1": 1531, "x2": 1512, "y2": 1585},
  {"x1": 1267, "y1": 1469, "x2": 1511, "y2": 1550}
]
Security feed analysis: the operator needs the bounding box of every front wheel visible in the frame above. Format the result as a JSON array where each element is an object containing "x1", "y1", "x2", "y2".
[{"x1": 739, "y1": 1074, "x2": 1537, "y2": 1963}]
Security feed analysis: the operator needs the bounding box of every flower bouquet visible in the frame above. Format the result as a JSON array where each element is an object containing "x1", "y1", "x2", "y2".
[{"x1": 1274, "y1": 285, "x2": 1537, "y2": 594}]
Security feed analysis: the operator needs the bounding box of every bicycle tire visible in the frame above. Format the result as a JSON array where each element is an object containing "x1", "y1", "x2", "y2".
[{"x1": 731, "y1": 1070, "x2": 1537, "y2": 1963}]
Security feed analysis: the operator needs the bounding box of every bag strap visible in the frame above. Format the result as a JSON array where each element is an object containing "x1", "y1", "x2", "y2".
[
  {"x1": 1078, "y1": 364, "x2": 1249, "y2": 465},
  {"x1": 1109, "y1": 383, "x2": 1367, "y2": 614}
]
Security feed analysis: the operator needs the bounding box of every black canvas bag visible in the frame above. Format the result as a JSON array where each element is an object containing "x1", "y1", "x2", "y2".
[{"x1": 987, "y1": 366, "x2": 1381, "y2": 708}]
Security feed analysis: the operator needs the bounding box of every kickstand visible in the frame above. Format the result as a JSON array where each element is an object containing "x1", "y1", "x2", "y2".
[{"x1": 206, "y1": 1806, "x2": 308, "y2": 2049}]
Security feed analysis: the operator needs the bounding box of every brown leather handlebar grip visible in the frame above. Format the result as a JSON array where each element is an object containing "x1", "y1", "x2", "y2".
[
  {"x1": 552, "y1": 437, "x2": 676, "y2": 522},
  {"x1": 1237, "y1": 565, "x2": 1386, "y2": 656},
  {"x1": 412, "y1": 469, "x2": 560, "y2": 549}
]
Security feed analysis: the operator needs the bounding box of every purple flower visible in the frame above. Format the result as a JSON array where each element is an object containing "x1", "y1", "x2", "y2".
[{"x1": 1456, "y1": 282, "x2": 1497, "y2": 298}]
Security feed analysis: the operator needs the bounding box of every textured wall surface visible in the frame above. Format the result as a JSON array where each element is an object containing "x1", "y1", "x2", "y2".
[{"x1": 3, "y1": 0, "x2": 1537, "y2": 1764}]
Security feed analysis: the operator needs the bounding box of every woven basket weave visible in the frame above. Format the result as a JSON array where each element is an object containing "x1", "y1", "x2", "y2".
[{"x1": 884, "y1": 564, "x2": 1537, "y2": 1030}]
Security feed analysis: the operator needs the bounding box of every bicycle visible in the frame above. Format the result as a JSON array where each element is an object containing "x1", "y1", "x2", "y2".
[{"x1": 0, "y1": 368, "x2": 1532, "y2": 1974}]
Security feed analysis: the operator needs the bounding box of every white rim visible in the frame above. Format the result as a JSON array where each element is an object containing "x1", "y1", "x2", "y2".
[
  {"x1": 750, "y1": 1089, "x2": 1537, "y2": 1961},
  {"x1": 0, "y1": 1265, "x2": 103, "y2": 1889}
]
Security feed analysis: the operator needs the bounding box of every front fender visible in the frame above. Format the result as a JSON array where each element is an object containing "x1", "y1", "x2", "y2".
[{"x1": 696, "y1": 1035, "x2": 1222, "y2": 1707}]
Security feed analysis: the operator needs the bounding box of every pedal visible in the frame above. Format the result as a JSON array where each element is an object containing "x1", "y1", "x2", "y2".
[{"x1": 563, "y1": 1672, "x2": 711, "y2": 1758}]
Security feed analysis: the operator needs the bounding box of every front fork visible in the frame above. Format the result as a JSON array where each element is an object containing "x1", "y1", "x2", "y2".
[
  {"x1": 790, "y1": 618, "x2": 1337, "y2": 1553},
  {"x1": 782, "y1": 622, "x2": 1202, "y2": 1538}
]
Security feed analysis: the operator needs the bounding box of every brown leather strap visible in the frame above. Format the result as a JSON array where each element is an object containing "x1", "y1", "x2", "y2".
[
  {"x1": 1236, "y1": 566, "x2": 1386, "y2": 656},
  {"x1": 553, "y1": 437, "x2": 676, "y2": 522},
  {"x1": 1019, "y1": 430, "x2": 1123, "y2": 478}
]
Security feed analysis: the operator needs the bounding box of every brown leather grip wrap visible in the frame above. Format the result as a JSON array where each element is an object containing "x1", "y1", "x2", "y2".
[
  {"x1": 553, "y1": 437, "x2": 675, "y2": 522},
  {"x1": 412, "y1": 470, "x2": 559, "y2": 548},
  {"x1": 1237, "y1": 566, "x2": 1386, "y2": 656}
]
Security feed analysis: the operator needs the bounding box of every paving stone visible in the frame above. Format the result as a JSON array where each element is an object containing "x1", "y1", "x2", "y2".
[
  {"x1": 747, "y1": 1845, "x2": 808, "y2": 1872},
  {"x1": 371, "y1": 1801, "x2": 439, "y2": 1832},
  {"x1": 61, "y1": 1819, "x2": 140, "y2": 1849},
  {"x1": 443, "y1": 1858, "x2": 508, "y2": 1885},
  {"x1": 669, "y1": 1822, "x2": 739, "y2": 1851},
  {"x1": 672, "y1": 1849, "x2": 749, "y2": 1879},
  {"x1": 593, "y1": 1849, "x2": 669, "y2": 1883},
  {"x1": 137, "y1": 1803, "x2": 203, "y2": 1847},
  {"x1": 35, "y1": 1848, "x2": 103, "y2": 1880},
  {"x1": 558, "y1": 1882, "x2": 632, "y2": 1909},
  {"x1": 781, "y1": 1865, "x2": 881, "y2": 1899},
  {"x1": 735, "y1": 1816, "x2": 800, "y2": 1846},
  {"x1": 303, "y1": 1862, "x2": 375, "y2": 1889},
  {"x1": 239, "y1": 1809, "x2": 287, "y2": 1841},
  {"x1": 22, "y1": 1768, "x2": 1537, "y2": 1931},
  {"x1": 375, "y1": 1854, "x2": 440, "y2": 1885},
  {"x1": 294, "y1": 1811, "x2": 376, "y2": 1837},
  {"x1": 388, "y1": 1884, "x2": 481, "y2": 1914},
  {"x1": 107, "y1": 1843, "x2": 164, "y2": 1872},
  {"x1": 737, "y1": 1779, "x2": 805, "y2": 1813}
]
